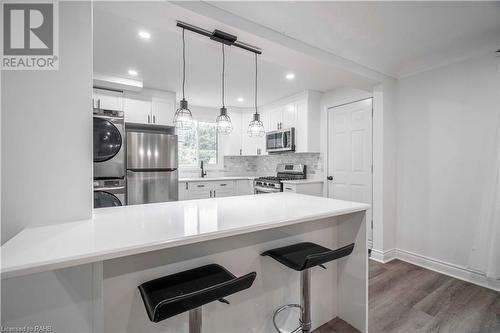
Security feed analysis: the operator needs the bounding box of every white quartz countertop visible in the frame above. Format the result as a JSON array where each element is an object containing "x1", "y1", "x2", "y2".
[
  {"x1": 1, "y1": 193, "x2": 369, "y2": 279},
  {"x1": 281, "y1": 179, "x2": 325, "y2": 184},
  {"x1": 179, "y1": 176, "x2": 257, "y2": 182}
]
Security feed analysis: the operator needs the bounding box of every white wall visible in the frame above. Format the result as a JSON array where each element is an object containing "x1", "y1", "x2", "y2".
[
  {"x1": 372, "y1": 80, "x2": 398, "y2": 256},
  {"x1": 1, "y1": 2, "x2": 93, "y2": 244},
  {"x1": 1, "y1": 2, "x2": 95, "y2": 331},
  {"x1": 396, "y1": 53, "x2": 500, "y2": 270}
]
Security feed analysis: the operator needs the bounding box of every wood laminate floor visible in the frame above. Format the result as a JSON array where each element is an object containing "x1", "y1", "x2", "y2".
[{"x1": 314, "y1": 259, "x2": 500, "y2": 333}]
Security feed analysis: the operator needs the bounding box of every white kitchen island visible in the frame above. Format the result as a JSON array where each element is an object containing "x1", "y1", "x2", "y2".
[{"x1": 1, "y1": 193, "x2": 369, "y2": 333}]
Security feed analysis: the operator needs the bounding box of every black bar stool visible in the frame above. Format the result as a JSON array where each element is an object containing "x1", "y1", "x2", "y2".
[
  {"x1": 138, "y1": 264, "x2": 256, "y2": 333},
  {"x1": 262, "y1": 242, "x2": 355, "y2": 333}
]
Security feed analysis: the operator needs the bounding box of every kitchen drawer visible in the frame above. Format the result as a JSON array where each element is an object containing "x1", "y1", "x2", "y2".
[
  {"x1": 282, "y1": 182, "x2": 323, "y2": 197},
  {"x1": 188, "y1": 182, "x2": 212, "y2": 190},
  {"x1": 212, "y1": 181, "x2": 234, "y2": 189}
]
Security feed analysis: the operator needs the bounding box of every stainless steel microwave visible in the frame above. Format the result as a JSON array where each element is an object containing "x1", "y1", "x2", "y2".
[{"x1": 266, "y1": 128, "x2": 295, "y2": 153}]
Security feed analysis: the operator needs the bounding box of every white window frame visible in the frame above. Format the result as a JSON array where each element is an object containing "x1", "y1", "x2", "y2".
[{"x1": 178, "y1": 120, "x2": 224, "y2": 171}]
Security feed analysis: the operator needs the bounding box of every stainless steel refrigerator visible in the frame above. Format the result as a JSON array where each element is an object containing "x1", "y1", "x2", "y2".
[{"x1": 126, "y1": 125, "x2": 178, "y2": 205}]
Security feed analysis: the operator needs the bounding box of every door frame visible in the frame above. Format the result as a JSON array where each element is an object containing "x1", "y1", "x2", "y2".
[{"x1": 326, "y1": 97, "x2": 374, "y2": 247}]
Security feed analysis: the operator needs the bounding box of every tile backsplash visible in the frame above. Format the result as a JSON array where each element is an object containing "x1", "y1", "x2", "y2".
[
  {"x1": 179, "y1": 153, "x2": 323, "y2": 179},
  {"x1": 223, "y1": 153, "x2": 323, "y2": 179}
]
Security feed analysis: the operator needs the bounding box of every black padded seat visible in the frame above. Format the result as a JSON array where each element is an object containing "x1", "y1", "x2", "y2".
[
  {"x1": 261, "y1": 242, "x2": 355, "y2": 271},
  {"x1": 138, "y1": 264, "x2": 256, "y2": 323}
]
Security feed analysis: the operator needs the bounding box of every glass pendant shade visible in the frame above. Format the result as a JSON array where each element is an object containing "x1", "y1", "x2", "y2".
[
  {"x1": 247, "y1": 112, "x2": 265, "y2": 137},
  {"x1": 173, "y1": 99, "x2": 193, "y2": 129},
  {"x1": 216, "y1": 107, "x2": 233, "y2": 135}
]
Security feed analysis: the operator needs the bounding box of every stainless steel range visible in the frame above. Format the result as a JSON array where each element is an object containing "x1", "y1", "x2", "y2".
[{"x1": 254, "y1": 164, "x2": 306, "y2": 194}]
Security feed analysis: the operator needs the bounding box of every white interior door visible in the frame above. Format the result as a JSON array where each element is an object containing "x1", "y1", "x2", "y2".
[{"x1": 327, "y1": 99, "x2": 373, "y2": 244}]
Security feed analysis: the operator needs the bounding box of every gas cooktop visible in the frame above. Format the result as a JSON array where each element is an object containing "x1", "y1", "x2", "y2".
[{"x1": 253, "y1": 164, "x2": 306, "y2": 194}]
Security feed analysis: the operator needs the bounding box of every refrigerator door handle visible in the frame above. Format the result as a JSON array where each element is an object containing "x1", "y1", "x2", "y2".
[{"x1": 127, "y1": 168, "x2": 178, "y2": 172}]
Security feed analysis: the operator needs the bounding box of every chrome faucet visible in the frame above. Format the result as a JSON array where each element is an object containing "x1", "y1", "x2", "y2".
[{"x1": 200, "y1": 161, "x2": 207, "y2": 178}]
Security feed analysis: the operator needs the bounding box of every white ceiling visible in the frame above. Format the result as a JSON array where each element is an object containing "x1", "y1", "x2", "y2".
[
  {"x1": 210, "y1": 1, "x2": 500, "y2": 78},
  {"x1": 93, "y1": 2, "x2": 376, "y2": 108}
]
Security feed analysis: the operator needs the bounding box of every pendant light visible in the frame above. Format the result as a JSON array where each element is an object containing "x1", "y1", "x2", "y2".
[
  {"x1": 247, "y1": 53, "x2": 265, "y2": 137},
  {"x1": 216, "y1": 44, "x2": 233, "y2": 135},
  {"x1": 173, "y1": 28, "x2": 193, "y2": 129}
]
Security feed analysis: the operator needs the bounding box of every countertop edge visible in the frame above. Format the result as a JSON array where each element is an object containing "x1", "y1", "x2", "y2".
[
  {"x1": 281, "y1": 179, "x2": 324, "y2": 184},
  {"x1": 1, "y1": 204, "x2": 369, "y2": 279},
  {"x1": 179, "y1": 176, "x2": 257, "y2": 182}
]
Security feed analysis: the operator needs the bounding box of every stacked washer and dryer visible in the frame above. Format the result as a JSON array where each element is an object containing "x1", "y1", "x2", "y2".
[
  {"x1": 92, "y1": 100, "x2": 179, "y2": 208},
  {"x1": 93, "y1": 105, "x2": 126, "y2": 208}
]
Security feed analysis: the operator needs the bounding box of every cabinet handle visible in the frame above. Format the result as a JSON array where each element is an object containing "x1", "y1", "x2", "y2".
[
  {"x1": 153, "y1": 115, "x2": 156, "y2": 124},
  {"x1": 285, "y1": 187, "x2": 293, "y2": 191},
  {"x1": 197, "y1": 184, "x2": 205, "y2": 187},
  {"x1": 220, "y1": 184, "x2": 227, "y2": 187},
  {"x1": 213, "y1": 190, "x2": 216, "y2": 197},
  {"x1": 239, "y1": 149, "x2": 242, "y2": 156},
  {"x1": 147, "y1": 114, "x2": 151, "y2": 123},
  {"x1": 186, "y1": 183, "x2": 188, "y2": 190}
]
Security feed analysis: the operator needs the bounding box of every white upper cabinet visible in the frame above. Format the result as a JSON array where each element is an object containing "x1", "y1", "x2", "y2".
[
  {"x1": 123, "y1": 90, "x2": 176, "y2": 126},
  {"x1": 151, "y1": 96, "x2": 175, "y2": 126},
  {"x1": 282, "y1": 103, "x2": 298, "y2": 129},
  {"x1": 241, "y1": 110, "x2": 266, "y2": 156},
  {"x1": 93, "y1": 88, "x2": 124, "y2": 111},
  {"x1": 268, "y1": 103, "x2": 298, "y2": 130},
  {"x1": 223, "y1": 111, "x2": 242, "y2": 156},
  {"x1": 222, "y1": 109, "x2": 266, "y2": 156},
  {"x1": 124, "y1": 96, "x2": 152, "y2": 124},
  {"x1": 261, "y1": 90, "x2": 321, "y2": 153},
  {"x1": 268, "y1": 108, "x2": 282, "y2": 131}
]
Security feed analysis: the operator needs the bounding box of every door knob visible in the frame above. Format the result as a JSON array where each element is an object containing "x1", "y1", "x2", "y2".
[{"x1": 327, "y1": 176, "x2": 333, "y2": 181}]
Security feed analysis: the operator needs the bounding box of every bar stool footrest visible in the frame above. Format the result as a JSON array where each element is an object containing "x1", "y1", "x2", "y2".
[{"x1": 272, "y1": 303, "x2": 305, "y2": 333}]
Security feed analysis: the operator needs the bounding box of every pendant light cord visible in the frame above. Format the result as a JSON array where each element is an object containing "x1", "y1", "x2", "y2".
[
  {"x1": 254, "y1": 53, "x2": 258, "y2": 115},
  {"x1": 182, "y1": 28, "x2": 186, "y2": 100},
  {"x1": 221, "y1": 44, "x2": 225, "y2": 108}
]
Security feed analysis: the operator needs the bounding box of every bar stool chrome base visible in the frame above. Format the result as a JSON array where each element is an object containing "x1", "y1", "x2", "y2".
[
  {"x1": 262, "y1": 242, "x2": 355, "y2": 333},
  {"x1": 272, "y1": 269, "x2": 311, "y2": 333},
  {"x1": 189, "y1": 307, "x2": 202, "y2": 333}
]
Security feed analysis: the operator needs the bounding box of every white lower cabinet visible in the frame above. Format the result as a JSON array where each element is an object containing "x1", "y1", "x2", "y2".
[
  {"x1": 235, "y1": 179, "x2": 254, "y2": 195},
  {"x1": 282, "y1": 181, "x2": 324, "y2": 197},
  {"x1": 179, "y1": 179, "x2": 254, "y2": 200}
]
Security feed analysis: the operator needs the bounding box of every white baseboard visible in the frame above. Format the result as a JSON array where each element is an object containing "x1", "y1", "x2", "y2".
[
  {"x1": 369, "y1": 248, "x2": 397, "y2": 263},
  {"x1": 395, "y1": 249, "x2": 500, "y2": 292},
  {"x1": 370, "y1": 248, "x2": 500, "y2": 292}
]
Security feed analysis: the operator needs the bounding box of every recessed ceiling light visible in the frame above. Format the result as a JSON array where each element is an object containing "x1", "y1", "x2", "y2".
[
  {"x1": 285, "y1": 73, "x2": 295, "y2": 80},
  {"x1": 237, "y1": 97, "x2": 244, "y2": 102},
  {"x1": 128, "y1": 69, "x2": 138, "y2": 76},
  {"x1": 138, "y1": 30, "x2": 151, "y2": 40}
]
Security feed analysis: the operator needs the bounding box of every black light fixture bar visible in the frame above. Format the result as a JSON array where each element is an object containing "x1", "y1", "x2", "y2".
[{"x1": 176, "y1": 20, "x2": 262, "y2": 55}]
